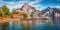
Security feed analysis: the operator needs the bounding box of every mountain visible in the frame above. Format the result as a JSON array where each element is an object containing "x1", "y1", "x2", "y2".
[
  {"x1": 41, "y1": 7, "x2": 51, "y2": 14},
  {"x1": 41, "y1": 7, "x2": 60, "y2": 20},
  {"x1": 41, "y1": 7, "x2": 60, "y2": 15},
  {"x1": 16, "y1": 3, "x2": 41, "y2": 18}
]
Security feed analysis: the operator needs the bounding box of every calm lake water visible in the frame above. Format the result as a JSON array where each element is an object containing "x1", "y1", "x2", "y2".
[{"x1": 0, "y1": 20, "x2": 60, "y2": 30}]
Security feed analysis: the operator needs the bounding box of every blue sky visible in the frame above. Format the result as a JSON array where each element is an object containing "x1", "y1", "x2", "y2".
[{"x1": 0, "y1": 0, "x2": 60, "y2": 11}]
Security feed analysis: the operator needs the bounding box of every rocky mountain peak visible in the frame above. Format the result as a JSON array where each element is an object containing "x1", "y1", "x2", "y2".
[
  {"x1": 21, "y1": 3, "x2": 36, "y2": 11},
  {"x1": 15, "y1": 3, "x2": 41, "y2": 18}
]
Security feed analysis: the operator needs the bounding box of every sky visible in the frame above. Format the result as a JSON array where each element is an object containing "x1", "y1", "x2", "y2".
[{"x1": 0, "y1": 0, "x2": 60, "y2": 12}]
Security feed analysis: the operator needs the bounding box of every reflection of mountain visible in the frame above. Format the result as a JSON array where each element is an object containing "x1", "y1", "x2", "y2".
[{"x1": 16, "y1": 3, "x2": 41, "y2": 18}]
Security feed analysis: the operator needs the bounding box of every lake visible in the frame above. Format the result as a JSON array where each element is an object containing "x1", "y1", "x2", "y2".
[{"x1": 0, "y1": 20, "x2": 60, "y2": 30}]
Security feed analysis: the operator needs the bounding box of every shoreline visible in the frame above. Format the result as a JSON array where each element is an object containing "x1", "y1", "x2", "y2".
[{"x1": 0, "y1": 17, "x2": 50, "y2": 23}]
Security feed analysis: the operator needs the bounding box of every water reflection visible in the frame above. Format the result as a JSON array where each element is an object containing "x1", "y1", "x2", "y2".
[
  {"x1": 0, "y1": 22, "x2": 9, "y2": 30},
  {"x1": 0, "y1": 20, "x2": 60, "y2": 30},
  {"x1": 8, "y1": 22, "x2": 23, "y2": 30}
]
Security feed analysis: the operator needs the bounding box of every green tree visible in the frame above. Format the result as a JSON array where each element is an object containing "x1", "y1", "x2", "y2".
[
  {"x1": 2, "y1": 5, "x2": 10, "y2": 16},
  {"x1": 0, "y1": 11, "x2": 5, "y2": 19},
  {"x1": 22, "y1": 12, "x2": 28, "y2": 20}
]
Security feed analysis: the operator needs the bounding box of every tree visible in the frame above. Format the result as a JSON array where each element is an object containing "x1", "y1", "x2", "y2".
[
  {"x1": 0, "y1": 11, "x2": 5, "y2": 19},
  {"x1": 2, "y1": 5, "x2": 10, "y2": 16},
  {"x1": 11, "y1": 9, "x2": 22, "y2": 15},
  {"x1": 22, "y1": 12, "x2": 28, "y2": 20}
]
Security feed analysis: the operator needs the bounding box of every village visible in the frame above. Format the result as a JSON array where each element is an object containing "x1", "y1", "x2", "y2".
[{"x1": 0, "y1": 3, "x2": 60, "y2": 24}]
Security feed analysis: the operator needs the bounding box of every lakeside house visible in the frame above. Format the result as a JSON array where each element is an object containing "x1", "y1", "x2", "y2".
[{"x1": 10, "y1": 10, "x2": 24, "y2": 20}]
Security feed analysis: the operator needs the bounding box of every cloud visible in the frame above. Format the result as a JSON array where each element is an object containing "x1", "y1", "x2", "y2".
[
  {"x1": 7, "y1": 0, "x2": 41, "y2": 9},
  {"x1": 0, "y1": 0, "x2": 60, "y2": 11},
  {"x1": 7, "y1": 2, "x2": 15, "y2": 5},
  {"x1": 6, "y1": 0, "x2": 29, "y2": 12},
  {"x1": 55, "y1": 6, "x2": 60, "y2": 8},
  {"x1": 33, "y1": 4, "x2": 48, "y2": 10},
  {"x1": 0, "y1": 0, "x2": 45, "y2": 11},
  {"x1": 0, "y1": 0, "x2": 3, "y2": 2},
  {"x1": 49, "y1": 6, "x2": 60, "y2": 8},
  {"x1": 0, "y1": 0, "x2": 4, "y2": 4}
]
